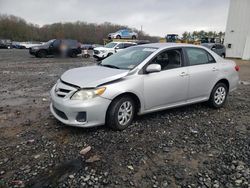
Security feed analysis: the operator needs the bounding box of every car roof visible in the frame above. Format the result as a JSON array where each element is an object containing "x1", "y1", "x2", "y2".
[{"x1": 140, "y1": 43, "x2": 204, "y2": 49}]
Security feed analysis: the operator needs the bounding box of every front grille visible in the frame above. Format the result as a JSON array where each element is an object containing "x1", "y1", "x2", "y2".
[
  {"x1": 56, "y1": 88, "x2": 71, "y2": 98},
  {"x1": 94, "y1": 50, "x2": 100, "y2": 54},
  {"x1": 53, "y1": 105, "x2": 68, "y2": 120},
  {"x1": 55, "y1": 80, "x2": 78, "y2": 98}
]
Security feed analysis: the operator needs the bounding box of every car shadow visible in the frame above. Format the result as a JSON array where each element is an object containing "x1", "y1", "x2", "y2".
[{"x1": 53, "y1": 102, "x2": 214, "y2": 134}]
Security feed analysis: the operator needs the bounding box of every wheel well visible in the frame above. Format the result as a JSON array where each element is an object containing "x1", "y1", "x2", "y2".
[
  {"x1": 110, "y1": 92, "x2": 141, "y2": 113},
  {"x1": 216, "y1": 79, "x2": 230, "y2": 90}
]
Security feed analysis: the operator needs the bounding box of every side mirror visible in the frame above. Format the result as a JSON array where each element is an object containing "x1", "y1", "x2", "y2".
[
  {"x1": 115, "y1": 46, "x2": 120, "y2": 49},
  {"x1": 211, "y1": 47, "x2": 216, "y2": 50},
  {"x1": 146, "y1": 64, "x2": 161, "y2": 73}
]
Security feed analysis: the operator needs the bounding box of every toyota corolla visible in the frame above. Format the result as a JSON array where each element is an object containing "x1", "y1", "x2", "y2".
[{"x1": 50, "y1": 43, "x2": 239, "y2": 130}]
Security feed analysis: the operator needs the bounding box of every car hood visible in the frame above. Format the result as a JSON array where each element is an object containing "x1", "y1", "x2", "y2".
[{"x1": 60, "y1": 65, "x2": 129, "y2": 88}]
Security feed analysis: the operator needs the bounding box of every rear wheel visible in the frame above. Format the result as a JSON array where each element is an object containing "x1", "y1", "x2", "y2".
[
  {"x1": 116, "y1": 35, "x2": 121, "y2": 39},
  {"x1": 208, "y1": 82, "x2": 228, "y2": 108},
  {"x1": 106, "y1": 96, "x2": 135, "y2": 130},
  {"x1": 132, "y1": 35, "x2": 136, "y2": 40},
  {"x1": 221, "y1": 53, "x2": 226, "y2": 58},
  {"x1": 37, "y1": 50, "x2": 47, "y2": 58}
]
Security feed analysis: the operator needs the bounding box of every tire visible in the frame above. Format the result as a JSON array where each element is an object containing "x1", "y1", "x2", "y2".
[
  {"x1": 83, "y1": 54, "x2": 90, "y2": 58},
  {"x1": 116, "y1": 35, "x2": 121, "y2": 39},
  {"x1": 37, "y1": 50, "x2": 47, "y2": 58},
  {"x1": 69, "y1": 51, "x2": 77, "y2": 58},
  {"x1": 208, "y1": 82, "x2": 228, "y2": 108},
  {"x1": 106, "y1": 96, "x2": 135, "y2": 130},
  {"x1": 221, "y1": 53, "x2": 226, "y2": 58},
  {"x1": 107, "y1": 53, "x2": 113, "y2": 57},
  {"x1": 132, "y1": 35, "x2": 136, "y2": 40}
]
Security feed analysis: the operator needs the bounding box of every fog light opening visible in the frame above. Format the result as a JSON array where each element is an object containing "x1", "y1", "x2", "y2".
[{"x1": 76, "y1": 112, "x2": 87, "y2": 122}]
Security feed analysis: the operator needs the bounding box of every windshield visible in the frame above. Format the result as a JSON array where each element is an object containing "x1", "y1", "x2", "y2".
[
  {"x1": 45, "y1": 39, "x2": 55, "y2": 45},
  {"x1": 104, "y1": 42, "x2": 118, "y2": 48},
  {"x1": 100, "y1": 46, "x2": 157, "y2": 70}
]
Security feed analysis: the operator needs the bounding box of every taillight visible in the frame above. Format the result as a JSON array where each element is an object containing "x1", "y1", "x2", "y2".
[{"x1": 235, "y1": 65, "x2": 240, "y2": 71}]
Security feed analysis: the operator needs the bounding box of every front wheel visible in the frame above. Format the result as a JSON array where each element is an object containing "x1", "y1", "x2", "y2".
[
  {"x1": 132, "y1": 35, "x2": 136, "y2": 40},
  {"x1": 106, "y1": 96, "x2": 135, "y2": 130},
  {"x1": 107, "y1": 53, "x2": 113, "y2": 57},
  {"x1": 37, "y1": 50, "x2": 47, "y2": 58},
  {"x1": 208, "y1": 83, "x2": 228, "y2": 108}
]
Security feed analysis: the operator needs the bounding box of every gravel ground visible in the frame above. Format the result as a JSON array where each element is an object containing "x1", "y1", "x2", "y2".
[{"x1": 0, "y1": 49, "x2": 249, "y2": 188}]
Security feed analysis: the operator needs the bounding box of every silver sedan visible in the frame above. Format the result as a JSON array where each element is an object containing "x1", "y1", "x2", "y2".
[{"x1": 50, "y1": 43, "x2": 239, "y2": 130}]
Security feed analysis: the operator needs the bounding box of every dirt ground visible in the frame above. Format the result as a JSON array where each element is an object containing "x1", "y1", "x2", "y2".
[{"x1": 0, "y1": 49, "x2": 249, "y2": 188}]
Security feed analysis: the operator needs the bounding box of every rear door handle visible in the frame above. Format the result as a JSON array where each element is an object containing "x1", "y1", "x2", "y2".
[
  {"x1": 180, "y1": 72, "x2": 188, "y2": 77},
  {"x1": 212, "y1": 67, "x2": 219, "y2": 71}
]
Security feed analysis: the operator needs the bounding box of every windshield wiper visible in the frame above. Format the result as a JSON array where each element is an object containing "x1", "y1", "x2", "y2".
[{"x1": 101, "y1": 64, "x2": 120, "y2": 69}]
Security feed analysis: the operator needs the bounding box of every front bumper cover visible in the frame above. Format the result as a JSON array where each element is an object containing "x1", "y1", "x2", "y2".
[{"x1": 50, "y1": 86, "x2": 111, "y2": 127}]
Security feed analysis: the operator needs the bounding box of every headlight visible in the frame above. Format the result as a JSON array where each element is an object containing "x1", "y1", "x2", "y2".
[{"x1": 71, "y1": 87, "x2": 106, "y2": 100}]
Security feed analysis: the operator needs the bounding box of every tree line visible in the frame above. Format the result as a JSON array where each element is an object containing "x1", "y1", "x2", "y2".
[
  {"x1": 0, "y1": 14, "x2": 159, "y2": 44},
  {"x1": 0, "y1": 14, "x2": 225, "y2": 44},
  {"x1": 181, "y1": 31, "x2": 225, "y2": 40}
]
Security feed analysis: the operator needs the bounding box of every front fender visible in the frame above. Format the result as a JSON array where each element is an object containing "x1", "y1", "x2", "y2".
[{"x1": 100, "y1": 75, "x2": 145, "y2": 112}]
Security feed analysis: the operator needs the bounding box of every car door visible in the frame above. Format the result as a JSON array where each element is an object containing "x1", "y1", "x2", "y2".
[
  {"x1": 185, "y1": 47, "x2": 219, "y2": 102},
  {"x1": 143, "y1": 48, "x2": 189, "y2": 110},
  {"x1": 121, "y1": 30, "x2": 129, "y2": 38},
  {"x1": 49, "y1": 39, "x2": 61, "y2": 55}
]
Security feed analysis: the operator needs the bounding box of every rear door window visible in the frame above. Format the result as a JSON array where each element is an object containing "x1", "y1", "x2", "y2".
[
  {"x1": 52, "y1": 40, "x2": 61, "y2": 47},
  {"x1": 185, "y1": 48, "x2": 215, "y2": 66}
]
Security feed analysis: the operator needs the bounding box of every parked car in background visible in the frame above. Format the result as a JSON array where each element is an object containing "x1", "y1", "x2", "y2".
[
  {"x1": 93, "y1": 41, "x2": 136, "y2": 60},
  {"x1": 50, "y1": 43, "x2": 239, "y2": 130},
  {"x1": 29, "y1": 39, "x2": 82, "y2": 58},
  {"x1": 19, "y1": 41, "x2": 43, "y2": 49},
  {"x1": 108, "y1": 29, "x2": 138, "y2": 40},
  {"x1": 201, "y1": 43, "x2": 226, "y2": 58},
  {"x1": 0, "y1": 39, "x2": 12, "y2": 49},
  {"x1": 11, "y1": 41, "x2": 24, "y2": 49}
]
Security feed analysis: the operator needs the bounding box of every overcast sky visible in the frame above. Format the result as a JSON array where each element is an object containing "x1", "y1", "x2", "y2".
[{"x1": 0, "y1": 0, "x2": 230, "y2": 37}]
